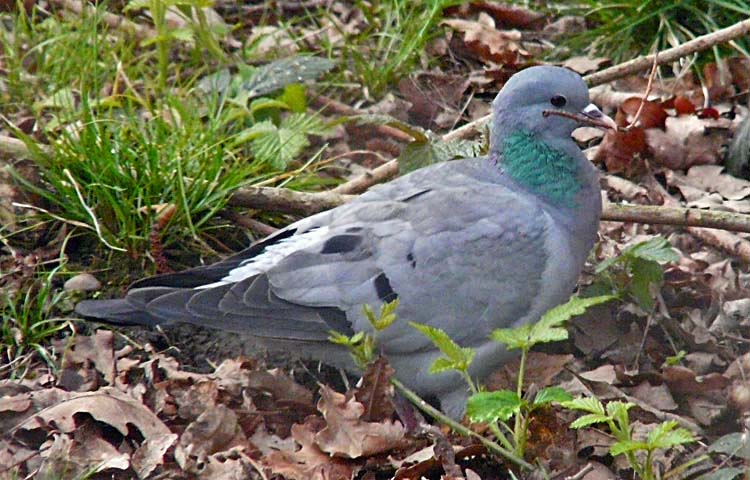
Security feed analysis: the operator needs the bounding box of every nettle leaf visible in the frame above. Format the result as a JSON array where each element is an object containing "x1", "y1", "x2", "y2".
[
  {"x1": 569, "y1": 413, "x2": 610, "y2": 429},
  {"x1": 595, "y1": 236, "x2": 677, "y2": 274},
  {"x1": 466, "y1": 390, "x2": 522, "y2": 423},
  {"x1": 490, "y1": 324, "x2": 532, "y2": 350},
  {"x1": 527, "y1": 295, "x2": 615, "y2": 346},
  {"x1": 646, "y1": 421, "x2": 694, "y2": 449},
  {"x1": 610, "y1": 439, "x2": 649, "y2": 456},
  {"x1": 245, "y1": 113, "x2": 330, "y2": 168},
  {"x1": 629, "y1": 257, "x2": 663, "y2": 310},
  {"x1": 628, "y1": 236, "x2": 680, "y2": 263},
  {"x1": 561, "y1": 396, "x2": 605, "y2": 415},
  {"x1": 399, "y1": 134, "x2": 484, "y2": 174},
  {"x1": 410, "y1": 322, "x2": 475, "y2": 373},
  {"x1": 533, "y1": 387, "x2": 572, "y2": 406}
]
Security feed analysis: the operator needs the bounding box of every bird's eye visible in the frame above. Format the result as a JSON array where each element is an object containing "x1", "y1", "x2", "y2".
[{"x1": 550, "y1": 95, "x2": 567, "y2": 108}]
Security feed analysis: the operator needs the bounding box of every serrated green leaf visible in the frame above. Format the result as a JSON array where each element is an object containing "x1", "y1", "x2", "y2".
[
  {"x1": 629, "y1": 257, "x2": 663, "y2": 310},
  {"x1": 561, "y1": 396, "x2": 605, "y2": 414},
  {"x1": 569, "y1": 413, "x2": 610, "y2": 429},
  {"x1": 245, "y1": 113, "x2": 330, "y2": 168},
  {"x1": 490, "y1": 324, "x2": 532, "y2": 350},
  {"x1": 610, "y1": 439, "x2": 649, "y2": 456},
  {"x1": 399, "y1": 134, "x2": 484, "y2": 174},
  {"x1": 528, "y1": 295, "x2": 615, "y2": 345},
  {"x1": 430, "y1": 357, "x2": 461, "y2": 374},
  {"x1": 646, "y1": 421, "x2": 694, "y2": 449},
  {"x1": 410, "y1": 322, "x2": 475, "y2": 373},
  {"x1": 595, "y1": 236, "x2": 677, "y2": 274},
  {"x1": 533, "y1": 387, "x2": 572, "y2": 406},
  {"x1": 466, "y1": 390, "x2": 522, "y2": 423},
  {"x1": 628, "y1": 236, "x2": 680, "y2": 263}
]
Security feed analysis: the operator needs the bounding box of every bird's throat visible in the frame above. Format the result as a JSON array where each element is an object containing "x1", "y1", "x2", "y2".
[{"x1": 500, "y1": 131, "x2": 582, "y2": 208}]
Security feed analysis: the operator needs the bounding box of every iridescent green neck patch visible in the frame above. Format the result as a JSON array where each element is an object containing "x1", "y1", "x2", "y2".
[{"x1": 501, "y1": 131, "x2": 581, "y2": 208}]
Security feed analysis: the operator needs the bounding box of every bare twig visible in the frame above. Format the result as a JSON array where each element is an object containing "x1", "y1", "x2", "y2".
[
  {"x1": 585, "y1": 18, "x2": 750, "y2": 87},
  {"x1": 226, "y1": 182, "x2": 750, "y2": 242},
  {"x1": 332, "y1": 159, "x2": 399, "y2": 195},
  {"x1": 228, "y1": 185, "x2": 354, "y2": 216},
  {"x1": 624, "y1": 52, "x2": 659, "y2": 130}
]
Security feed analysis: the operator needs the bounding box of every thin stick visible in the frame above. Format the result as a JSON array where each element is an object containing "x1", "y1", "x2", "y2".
[
  {"x1": 585, "y1": 18, "x2": 750, "y2": 87},
  {"x1": 624, "y1": 51, "x2": 659, "y2": 131}
]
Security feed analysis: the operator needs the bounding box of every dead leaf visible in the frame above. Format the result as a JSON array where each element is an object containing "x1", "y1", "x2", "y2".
[
  {"x1": 355, "y1": 356, "x2": 396, "y2": 422},
  {"x1": 442, "y1": 13, "x2": 529, "y2": 65},
  {"x1": 265, "y1": 422, "x2": 356, "y2": 480},
  {"x1": 18, "y1": 387, "x2": 170, "y2": 438},
  {"x1": 175, "y1": 404, "x2": 246, "y2": 469},
  {"x1": 315, "y1": 385, "x2": 405, "y2": 458},
  {"x1": 132, "y1": 433, "x2": 178, "y2": 479}
]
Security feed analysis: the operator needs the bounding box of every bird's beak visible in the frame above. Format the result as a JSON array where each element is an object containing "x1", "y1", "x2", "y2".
[{"x1": 581, "y1": 103, "x2": 617, "y2": 130}]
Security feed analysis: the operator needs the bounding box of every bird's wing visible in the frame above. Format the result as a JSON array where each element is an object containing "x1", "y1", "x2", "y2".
[{"x1": 76, "y1": 159, "x2": 553, "y2": 352}]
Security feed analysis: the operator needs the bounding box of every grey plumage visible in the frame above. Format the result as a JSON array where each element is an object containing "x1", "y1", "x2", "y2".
[{"x1": 76, "y1": 66, "x2": 614, "y2": 418}]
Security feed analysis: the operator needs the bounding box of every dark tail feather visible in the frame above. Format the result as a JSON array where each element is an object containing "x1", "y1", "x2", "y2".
[{"x1": 75, "y1": 299, "x2": 164, "y2": 327}]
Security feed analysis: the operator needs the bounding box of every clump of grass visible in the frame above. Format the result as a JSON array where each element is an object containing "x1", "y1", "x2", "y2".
[
  {"x1": 1, "y1": 264, "x2": 71, "y2": 379},
  {"x1": 12, "y1": 97, "x2": 269, "y2": 258},
  {"x1": 562, "y1": 0, "x2": 750, "y2": 65},
  {"x1": 302, "y1": 0, "x2": 457, "y2": 99}
]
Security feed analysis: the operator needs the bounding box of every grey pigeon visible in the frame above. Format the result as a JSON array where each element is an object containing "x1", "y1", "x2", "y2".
[{"x1": 76, "y1": 66, "x2": 616, "y2": 417}]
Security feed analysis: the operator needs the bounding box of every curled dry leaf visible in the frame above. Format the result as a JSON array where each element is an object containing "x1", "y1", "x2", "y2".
[
  {"x1": 442, "y1": 13, "x2": 530, "y2": 65},
  {"x1": 131, "y1": 433, "x2": 178, "y2": 479},
  {"x1": 265, "y1": 421, "x2": 356, "y2": 480},
  {"x1": 18, "y1": 387, "x2": 170, "y2": 438},
  {"x1": 315, "y1": 385, "x2": 406, "y2": 458},
  {"x1": 175, "y1": 404, "x2": 246, "y2": 470},
  {"x1": 616, "y1": 97, "x2": 667, "y2": 129}
]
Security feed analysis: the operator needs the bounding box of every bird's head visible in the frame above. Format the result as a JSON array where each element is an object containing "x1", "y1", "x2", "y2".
[{"x1": 491, "y1": 65, "x2": 616, "y2": 145}]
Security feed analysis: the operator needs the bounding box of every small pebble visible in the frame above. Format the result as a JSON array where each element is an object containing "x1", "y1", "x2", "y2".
[{"x1": 64, "y1": 273, "x2": 101, "y2": 292}]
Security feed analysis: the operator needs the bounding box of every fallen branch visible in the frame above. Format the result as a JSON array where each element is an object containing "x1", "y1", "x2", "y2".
[
  {"x1": 228, "y1": 185, "x2": 354, "y2": 216},
  {"x1": 228, "y1": 183, "x2": 750, "y2": 237},
  {"x1": 608, "y1": 174, "x2": 750, "y2": 263},
  {"x1": 603, "y1": 203, "x2": 750, "y2": 233}
]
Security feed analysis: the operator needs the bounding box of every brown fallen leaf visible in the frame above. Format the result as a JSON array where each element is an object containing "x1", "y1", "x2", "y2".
[
  {"x1": 18, "y1": 387, "x2": 170, "y2": 438},
  {"x1": 315, "y1": 385, "x2": 405, "y2": 458},
  {"x1": 442, "y1": 13, "x2": 529, "y2": 66},
  {"x1": 175, "y1": 404, "x2": 247, "y2": 470},
  {"x1": 131, "y1": 432, "x2": 178, "y2": 479},
  {"x1": 265, "y1": 421, "x2": 357, "y2": 480}
]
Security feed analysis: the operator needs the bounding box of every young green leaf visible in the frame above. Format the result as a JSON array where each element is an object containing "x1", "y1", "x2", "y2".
[
  {"x1": 561, "y1": 396, "x2": 605, "y2": 415},
  {"x1": 466, "y1": 390, "x2": 523, "y2": 423},
  {"x1": 569, "y1": 413, "x2": 611, "y2": 429},
  {"x1": 610, "y1": 439, "x2": 649, "y2": 456},
  {"x1": 646, "y1": 421, "x2": 694, "y2": 449},
  {"x1": 528, "y1": 295, "x2": 615, "y2": 345},
  {"x1": 533, "y1": 387, "x2": 572, "y2": 407},
  {"x1": 410, "y1": 322, "x2": 475, "y2": 374},
  {"x1": 490, "y1": 324, "x2": 533, "y2": 350}
]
